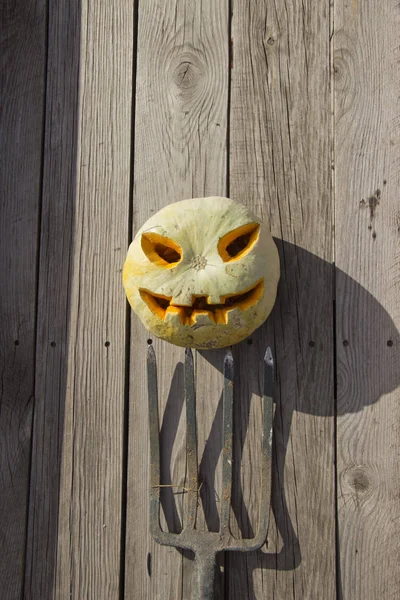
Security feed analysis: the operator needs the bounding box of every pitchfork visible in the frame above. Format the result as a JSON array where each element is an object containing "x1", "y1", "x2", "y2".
[{"x1": 147, "y1": 343, "x2": 274, "y2": 600}]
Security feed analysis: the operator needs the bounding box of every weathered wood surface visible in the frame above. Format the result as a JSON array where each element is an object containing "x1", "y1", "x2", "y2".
[
  {"x1": 52, "y1": 1, "x2": 133, "y2": 596},
  {"x1": 0, "y1": 1, "x2": 46, "y2": 598},
  {"x1": 23, "y1": 0, "x2": 133, "y2": 597},
  {"x1": 229, "y1": 0, "x2": 335, "y2": 598},
  {"x1": 334, "y1": 1, "x2": 400, "y2": 598},
  {"x1": 125, "y1": 2, "x2": 229, "y2": 598},
  {"x1": 1, "y1": 0, "x2": 399, "y2": 598},
  {"x1": 24, "y1": 0, "x2": 81, "y2": 597}
]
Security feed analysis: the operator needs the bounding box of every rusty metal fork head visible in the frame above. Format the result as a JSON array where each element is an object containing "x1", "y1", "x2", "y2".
[{"x1": 147, "y1": 343, "x2": 274, "y2": 600}]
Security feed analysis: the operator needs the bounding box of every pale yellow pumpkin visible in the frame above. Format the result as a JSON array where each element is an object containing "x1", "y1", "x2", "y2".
[{"x1": 123, "y1": 197, "x2": 280, "y2": 349}]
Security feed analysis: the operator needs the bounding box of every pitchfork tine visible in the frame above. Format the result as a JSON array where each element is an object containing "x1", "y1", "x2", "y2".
[
  {"x1": 147, "y1": 343, "x2": 178, "y2": 545},
  {"x1": 226, "y1": 346, "x2": 274, "y2": 552},
  {"x1": 220, "y1": 349, "x2": 234, "y2": 536},
  {"x1": 252, "y1": 346, "x2": 274, "y2": 545},
  {"x1": 184, "y1": 348, "x2": 198, "y2": 529},
  {"x1": 263, "y1": 346, "x2": 274, "y2": 461},
  {"x1": 147, "y1": 343, "x2": 162, "y2": 538}
]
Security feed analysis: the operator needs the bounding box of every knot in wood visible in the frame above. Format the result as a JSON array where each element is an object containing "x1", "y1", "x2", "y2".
[
  {"x1": 349, "y1": 467, "x2": 370, "y2": 494},
  {"x1": 342, "y1": 464, "x2": 378, "y2": 504},
  {"x1": 174, "y1": 61, "x2": 196, "y2": 88},
  {"x1": 170, "y1": 53, "x2": 205, "y2": 99},
  {"x1": 332, "y1": 56, "x2": 347, "y2": 86}
]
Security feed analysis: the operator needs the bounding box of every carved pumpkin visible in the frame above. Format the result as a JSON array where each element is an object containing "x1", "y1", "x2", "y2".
[{"x1": 123, "y1": 197, "x2": 280, "y2": 349}]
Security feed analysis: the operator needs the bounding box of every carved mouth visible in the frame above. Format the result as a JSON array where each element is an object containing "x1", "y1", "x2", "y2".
[{"x1": 139, "y1": 280, "x2": 264, "y2": 326}]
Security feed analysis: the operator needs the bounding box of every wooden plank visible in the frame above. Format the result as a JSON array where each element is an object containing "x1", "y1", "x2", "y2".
[
  {"x1": 125, "y1": 1, "x2": 229, "y2": 598},
  {"x1": 334, "y1": 1, "x2": 400, "y2": 598},
  {"x1": 0, "y1": 1, "x2": 46, "y2": 597},
  {"x1": 23, "y1": 0, "x2": 81, "y2": 597},
  {"x1": 229, "y1": 1, "x2": 335, "y2": 598},
  {"x1": 24, "y1": 1, "x2": 133, "y2": 597}
]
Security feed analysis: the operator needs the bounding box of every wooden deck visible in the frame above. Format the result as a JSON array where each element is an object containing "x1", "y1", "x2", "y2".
[{"x1": 1, "y1": 1, "x2": 399, "y2": 598}]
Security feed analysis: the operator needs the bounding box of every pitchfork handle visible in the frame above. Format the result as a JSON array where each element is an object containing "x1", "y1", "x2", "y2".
[{"x1": 193, "y1": 551, "x2": 217, "y2": 600}]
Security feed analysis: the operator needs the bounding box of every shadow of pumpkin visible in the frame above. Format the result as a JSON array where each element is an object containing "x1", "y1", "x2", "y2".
[{"x1": 158, "y1": 239, "x2": 399, "y2": 599}]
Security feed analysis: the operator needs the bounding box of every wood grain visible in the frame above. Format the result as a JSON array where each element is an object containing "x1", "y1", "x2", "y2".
[
  {"x1": 229, "y1": 0, "x2": 335, "y2": 598},
  {"x1": 0, "y1": 1, "x2": 46, "y2": 597},
  {"x1": 26, "y1": 1, "x2": 133, "y2": 597},
  {"x1": 24, "y1": 0, "x2": 81, "y2": 597},
  {"x1": 125, "y1": 1, "x2": 229, "y2": 598},
  {"x1": 334, "y1": 0, "x2": 400, "y2": 598}
]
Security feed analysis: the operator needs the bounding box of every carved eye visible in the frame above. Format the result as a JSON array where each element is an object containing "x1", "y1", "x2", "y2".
[
  {"x1": 218, "y1": 223, "x2": 260, "y2": 262},
  {"x1": 141, "y1": 232, "x2": 182, "y2": 267}
]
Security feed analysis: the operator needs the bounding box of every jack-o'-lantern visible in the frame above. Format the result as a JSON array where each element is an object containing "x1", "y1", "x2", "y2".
[{"x1": 123, "y1": 197, "x2": 280, "y2": 349}]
